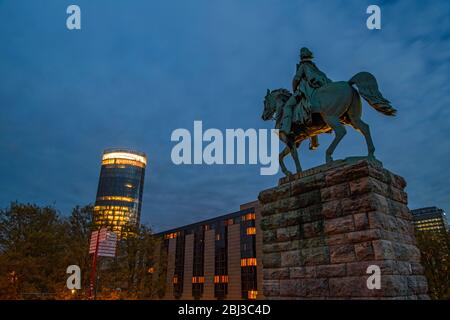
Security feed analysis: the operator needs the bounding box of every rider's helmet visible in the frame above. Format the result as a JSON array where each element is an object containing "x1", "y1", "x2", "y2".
[{"x1": 300, "y1": 47, "x2": 313, "y2": 61}]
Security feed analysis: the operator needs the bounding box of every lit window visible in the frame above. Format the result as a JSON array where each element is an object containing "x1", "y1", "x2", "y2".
[
  {"x1": 114, "y1": 158, "x2": 146, "y2": 168},
  {"x1": 248, "y1": 290, "x2": 258, "y2": 300},
  {"x1": 101, "y1": 159, "x2": 115, "y2": 165},
  {"x1": 97, "y1": 196, "x2": 135, "y2": 202},
  {"x1": 214, "y1": 275, "x2": 228, "y2": 283},
  {"x1": 241, "y1": 258, "x2": 257, "y2": 267},
  {"x1": 102, "y1": 151, "x2": 147, "y2": 165},
  {"x1": 164, "y1": 232, "x2": 178, "y2": 240},
  {"x1": 242, "y1": 213, "x2": 256, "y2": 221},
  {"x1": 192, "y1": 276, "x2": 205, "y2": 283},
  {"x1": 246, "y1": 227, "x2": 256, "y2": 235}
]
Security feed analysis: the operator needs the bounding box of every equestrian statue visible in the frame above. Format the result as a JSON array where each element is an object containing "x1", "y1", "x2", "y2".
[{"x1": 261, "y1": 47, "x2": 397, "y2": 176}]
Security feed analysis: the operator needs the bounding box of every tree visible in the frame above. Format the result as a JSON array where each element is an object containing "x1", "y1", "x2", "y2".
[
  {"x1": 415, "y1": 230, "x2": 450, "y2": 299},
  {"x1": 67, "y1": 206, "x2": 93, "y2": 289},
  {"x1": 57, "y1": 205, "x2": 93, "y2": 299},
  {"x1": 0, "y1": 203, "x2": 69, "y2": 299},
  {"x1": 95, "y1": 225, "x2": 157, "y2": 299},
  {"x1": 0, "y1": 202, "x2": 158, "y2": 300}
]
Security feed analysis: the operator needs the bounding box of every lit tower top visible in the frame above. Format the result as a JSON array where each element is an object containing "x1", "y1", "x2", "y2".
[{"x1": 93, "y1": 148, "x2": 147, "y2": 239}]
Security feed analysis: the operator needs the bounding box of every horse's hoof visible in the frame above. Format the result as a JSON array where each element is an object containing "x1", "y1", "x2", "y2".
[{"x1": 326, "y1": 156, "x2": 333, "y2": 163}]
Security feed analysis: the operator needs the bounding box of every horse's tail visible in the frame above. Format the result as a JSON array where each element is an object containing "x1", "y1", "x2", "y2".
[{"x1": 349, "y1": 72, "x2": 397, "y2": 116}]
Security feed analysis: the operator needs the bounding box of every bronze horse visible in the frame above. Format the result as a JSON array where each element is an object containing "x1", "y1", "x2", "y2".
[{"x1": 262, "y1": 72, "x2": 396, "y2": 176}]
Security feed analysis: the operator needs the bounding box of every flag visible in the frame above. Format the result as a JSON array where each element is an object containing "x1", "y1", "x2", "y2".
[{"x1": 89, "y1": 228, "x2": 118, "y2": 257}]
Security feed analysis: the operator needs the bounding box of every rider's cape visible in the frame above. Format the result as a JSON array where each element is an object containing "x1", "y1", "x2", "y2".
[{"x1": 293, "y1": 61, "x2": 332, "y2": 125}]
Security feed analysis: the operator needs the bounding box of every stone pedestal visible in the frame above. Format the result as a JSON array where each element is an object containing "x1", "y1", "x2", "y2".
[{"x1": 258, "y1": 158, "x2": 429, "y2": 299}]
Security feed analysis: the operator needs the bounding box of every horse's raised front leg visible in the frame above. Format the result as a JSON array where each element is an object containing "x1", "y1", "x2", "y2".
[
  {"x1": 322, "y1": 115, "x2": 347, "y2": 163},
  {"x1": 279, "y1": 146, "x2": 292, "y2": 176}
]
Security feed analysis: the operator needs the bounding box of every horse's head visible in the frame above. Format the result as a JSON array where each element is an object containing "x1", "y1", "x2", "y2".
[
  {"x1": 262, "y1": 89, "x2": 277, "y2": 121},
  {"x1": 262, "y1": 88, "x2": 292, "y2": 121}
]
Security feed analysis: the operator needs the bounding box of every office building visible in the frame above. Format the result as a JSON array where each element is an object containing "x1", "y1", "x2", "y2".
[
  {"x1": 153, "y1": 201, "x2": 263, "y2": 300},
  {"x1": 411, "y1": 206, "x2": 449, "y2": 234},
  {"x1": 93, "y1": 148, "x2": 147, "y2": 239}
]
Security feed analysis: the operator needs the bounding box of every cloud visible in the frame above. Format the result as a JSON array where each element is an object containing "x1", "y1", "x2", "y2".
[{"x1": 1, "y1": 0, "x2": 449, "y2": 231}]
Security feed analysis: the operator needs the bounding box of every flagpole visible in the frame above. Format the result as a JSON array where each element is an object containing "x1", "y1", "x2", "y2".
[{"x1": 89, "y1": 230, "x2": 100, "y2": 300}]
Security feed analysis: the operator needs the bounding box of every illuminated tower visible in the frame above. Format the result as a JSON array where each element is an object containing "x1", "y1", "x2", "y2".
[{"x1": 93, "y1": 148, "x2": 147, "y2": 238}]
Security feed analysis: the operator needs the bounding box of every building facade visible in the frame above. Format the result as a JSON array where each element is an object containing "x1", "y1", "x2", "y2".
[
  {"x1": 153, "y1": 201, "x2": 263, "y2": 300},
  {"x1": 93, "y1": 148, "x2": 147, "y2": 239},
  {"x1": 411, "y1": 207, "x2": 449, "y2": 233}
]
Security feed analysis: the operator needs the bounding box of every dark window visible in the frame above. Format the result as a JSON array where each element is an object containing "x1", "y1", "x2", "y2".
[
  {"x1": 192, "y1": 226, "x2": 205, "y2": 299},
  {"x1": 241, "y1": 266, "x2": 257, "y2": 299},
  {"x1": 214, "y1": 221, "x2": 228, "y2": 299},
  {"x1": 173, "y1": 233, "x2": 185, "y2": 299},
  {"x1": 240, "y1": 217, "x2": 257, "y2": 299}
]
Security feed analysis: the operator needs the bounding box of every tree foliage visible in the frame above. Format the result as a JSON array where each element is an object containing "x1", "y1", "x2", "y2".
[
  {"x1": 415, "y1": 230, "x2": 450, "y2": 300},
  {"x1": 0, "y1": 203, "x2": 69, "y2": 299},
  {"x1": 0, "y1": 202, "x2": 157, "y2": 300},
  {"x1": 95, "y1": 225, "x2": 158, "y2": 299}
]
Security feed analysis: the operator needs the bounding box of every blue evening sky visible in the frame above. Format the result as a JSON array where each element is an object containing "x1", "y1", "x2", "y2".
[{"x1": 1, "y1": 0, "x2": 449, "y2": 231}]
